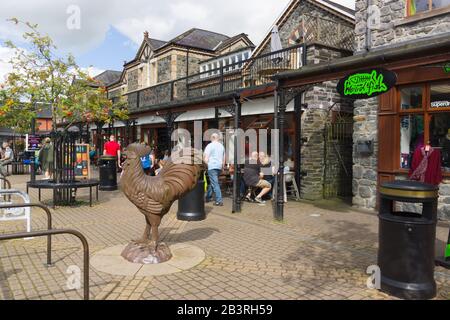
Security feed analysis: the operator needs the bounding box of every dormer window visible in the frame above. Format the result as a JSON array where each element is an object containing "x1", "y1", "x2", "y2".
[{"x1": 406, "y1": 0, "x2": 450, "y2": 16}]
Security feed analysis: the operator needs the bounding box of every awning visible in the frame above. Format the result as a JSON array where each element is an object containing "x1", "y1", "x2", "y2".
[
  {"x1": 175, "y1": 108, "x2": 216, "y2": 122},
  {"x1": 241, "y1": 97, "x2": 294, "y2": 116},
  {"x1": 136, "y1": 115, "x2": 166, "y2": 125}
]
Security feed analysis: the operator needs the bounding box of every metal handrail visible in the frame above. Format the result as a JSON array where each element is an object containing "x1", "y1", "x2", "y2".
[{"x1": 0, "y1": 203, "x2": 90, "y2": 300}]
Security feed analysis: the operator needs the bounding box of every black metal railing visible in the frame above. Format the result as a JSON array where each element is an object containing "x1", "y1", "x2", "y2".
[
  {"x1": 128, "y1": 44, "x2": 306, "y2": 110},
  {"x1": 0, "y1": 203, "x2": 90, "y2": 300}
]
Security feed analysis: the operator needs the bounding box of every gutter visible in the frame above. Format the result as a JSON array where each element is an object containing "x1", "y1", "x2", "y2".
[{"x1": 273, "y1": 33, "x2": 450, "y2": 82}]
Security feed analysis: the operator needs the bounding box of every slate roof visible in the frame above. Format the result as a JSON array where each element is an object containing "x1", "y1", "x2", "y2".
[
  {"x1": 214, "y1": 33, "x2": 255, "y2": 52},
  {"x1": 320, "y1": 0, "x2": 355, "y2": 16},
  {"x1": 159, "y1": 28, "x2": 231, "y2": 52},
  {"x1": 35, "y1": 104, "x2": 52, "y2": 119},
  {"x1": 147, "y1": 38, "x2": 167, "y2": 50},
  {"x1": 92, "y1": 70, "x2": 122, "y2": 87}
]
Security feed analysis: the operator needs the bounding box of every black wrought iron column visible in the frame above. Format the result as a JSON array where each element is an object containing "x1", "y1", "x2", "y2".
[
  {"x1": 275, "y1": 88, "x2": 286, "y2": 221},
  {"x1": 232, "y1": 96, "x2": 242, "y2": 213},
  {"x1": 30, "y1": 117, "x2": 36, "y2": 182},
  {"x1": 95, "y1": 121, "x2": 104, "y2": 156},
  {"x1": 163, "y1": 111, "x2": 185, "y2": 152}
]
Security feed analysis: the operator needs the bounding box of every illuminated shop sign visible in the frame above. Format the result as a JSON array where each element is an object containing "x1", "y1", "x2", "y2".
[
  {"x1": 444, "y1": 63, "x2": 450, "y2": 73},
  {"x1": 336, "y1": 68, "x2": 397, "y2": 100},
  {"x1": 431, "y1": 100, "x2": 450, "y2": 108}
]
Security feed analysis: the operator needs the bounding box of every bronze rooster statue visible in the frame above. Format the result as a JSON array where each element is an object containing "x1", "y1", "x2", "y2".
[{"x1": 120, "y1": 143, "x2": 203, "y2": 264}]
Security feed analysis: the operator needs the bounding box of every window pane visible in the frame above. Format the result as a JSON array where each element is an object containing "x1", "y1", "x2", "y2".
[
  {"x1": 432, "y1": 0, "x2": 450, "y2": 9},
  {"x1": 408, "y1": 0, "x2": 430, "y2": 15},
  {"x1": 400, "y1": 86, "x2": 423, "y2": 109},
  {"x1": 429, "y1": 112, "x2": 450, "y2": 172},
  {"x1": 400, "y1": 115, "x2": 424, "y2": 168},
  {"x1": 430, "y1": 82, "x2": 450, "y2": 109}
]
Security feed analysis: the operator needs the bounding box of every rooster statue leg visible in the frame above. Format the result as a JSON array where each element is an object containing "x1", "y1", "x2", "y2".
[
  {"x1": 148, "y1": 214, "x2": 162, "y2": 250},
  {"x1": 132, "y1": 216, "x2": 151, "y2": 246}
]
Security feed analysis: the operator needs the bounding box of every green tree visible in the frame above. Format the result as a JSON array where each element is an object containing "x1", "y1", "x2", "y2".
[{"x1": 0, "y1": 19, "x2": 128, "y2": 133}]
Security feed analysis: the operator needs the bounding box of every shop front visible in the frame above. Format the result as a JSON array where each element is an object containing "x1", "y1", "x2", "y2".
[
  {"x1": 273, "y1": 34, "x2": 450, "y2": 219},
  {"x1": 376, "y1": 64, "x2": 450, "y2": 217}
]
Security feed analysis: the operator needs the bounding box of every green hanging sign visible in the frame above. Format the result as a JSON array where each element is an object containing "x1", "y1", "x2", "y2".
[
  {"x1": 444, "y1": 63, "x2": 450, "y2": 73},
  {"x1": 336, "y1": 68, "x2": 397, "y2": 100}
]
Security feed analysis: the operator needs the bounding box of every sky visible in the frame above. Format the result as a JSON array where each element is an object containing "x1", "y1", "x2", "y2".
[{"x1": 0, "y1": 0, "x2": 355, "y2": 80}]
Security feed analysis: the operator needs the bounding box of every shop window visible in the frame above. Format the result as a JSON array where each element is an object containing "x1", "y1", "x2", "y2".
[
  {"x1": 407, "y1": 0, "x2": 450, "y2": 16},
  {"x1": 400, "y1": 115, "x2": 424, "y2": 168},
  {"x1": 398, "y1": 81, "x2": 450, "y2": 174},
  {"x1": 429, "y1": 112, "x2": 450, "y2": 173},
  {"x1": 400, "y1": 86, "x2": 423, "y2": 109},
  {"x1": 430, "y1": 82, "x2": 450, "y2": 108}
]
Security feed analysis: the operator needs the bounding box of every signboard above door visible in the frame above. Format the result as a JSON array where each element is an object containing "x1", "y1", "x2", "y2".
[{"x1": 336, "y1": 68, "x2": 397, "y2": 100}]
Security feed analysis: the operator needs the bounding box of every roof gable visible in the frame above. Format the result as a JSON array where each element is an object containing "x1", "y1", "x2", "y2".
[
  {"x1": 250, "y1": 0, "x2": 355, "y2": 59},
  {"x1": 215, "y1": 33, "x2": 255, "y2": 53}
]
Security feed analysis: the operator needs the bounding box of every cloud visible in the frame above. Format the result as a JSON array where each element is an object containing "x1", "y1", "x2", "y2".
[
  {"x1": 80, "y1": 66, "x2": 105, "y2": 77},
  {"x1": 0, "y1": 0, "x2": 354, "y2": 54},
  {"x1": 0, "y1": 0, "x2": 355, "y2": 78},
  {"x1": 0, "y1": 46, "x2": 16, "y2": 81}
]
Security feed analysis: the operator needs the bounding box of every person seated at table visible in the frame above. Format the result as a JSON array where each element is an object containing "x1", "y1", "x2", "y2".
[
  {"x1": 259, "y1": 152, "x2": 276, "y2": 199},
  {"x1": 243, "y1": 151, "x2": 272, "y2": 204}
]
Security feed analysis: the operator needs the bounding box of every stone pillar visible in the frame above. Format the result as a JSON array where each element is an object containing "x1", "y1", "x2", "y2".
[
  {"x1": 300, "y1": 105, "x2": 327, "y2": 200},
  {"x1": 352, "y1": 97, "x2": 378, "y2": 210}
]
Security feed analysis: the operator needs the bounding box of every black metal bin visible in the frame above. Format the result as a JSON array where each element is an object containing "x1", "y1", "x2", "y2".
[
  {"x1": 378, "y1": 180, "x2": 439, "y2": 300},
  {"x1": 177, "y1": 174, "x2": 206, "y2": 221},
  {"x1": 98, "y1": 156, "x2": 118, "y2": 191}
]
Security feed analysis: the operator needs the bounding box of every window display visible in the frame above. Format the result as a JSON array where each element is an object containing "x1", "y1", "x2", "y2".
[
  {"x1": 400, "y1": 115, "x2": 424, "y2": 168},
  {"x1": 429, "y1": 112, "x2": 450, "y2": 173},
  {"x1": 399, "y1": 81, "x2": 450, "y2": 176},
  {"x1": 400, "y1": 86, "x2": 422, "y2": 110}
]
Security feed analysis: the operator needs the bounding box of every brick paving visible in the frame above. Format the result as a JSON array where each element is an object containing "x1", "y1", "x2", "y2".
[{"x1": 0, "y1": 173, "x2": 449, "y2": 300}]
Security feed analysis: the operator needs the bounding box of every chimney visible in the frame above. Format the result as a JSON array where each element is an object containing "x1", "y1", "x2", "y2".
[{"x1": 144, "y1": 31, "x2": 149, "y2": 39}]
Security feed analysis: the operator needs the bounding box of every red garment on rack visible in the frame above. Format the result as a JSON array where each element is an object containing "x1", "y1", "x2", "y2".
[{"x1": 409, "y1": 147, "x2": 442, "y2": 185}]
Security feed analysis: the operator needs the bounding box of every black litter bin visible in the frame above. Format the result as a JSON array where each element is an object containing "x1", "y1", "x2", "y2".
[
  {"x1": 378, "y1": 180, "x2": 439, "y2": 300},
  {"x1": 177, "y1": 174, "x2": 206, "y2": 221},
  {"x1": 98, "y1": 156, "x2": 118, "y2": 191}
]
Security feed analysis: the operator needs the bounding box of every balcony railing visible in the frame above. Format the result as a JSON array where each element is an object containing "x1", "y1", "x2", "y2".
[
  {"x1": 127, "y1": 44, "x2": 305, "y2": 110},
  {"x1": 126, "y1": 15, "x2": 354, "y2": 111}
]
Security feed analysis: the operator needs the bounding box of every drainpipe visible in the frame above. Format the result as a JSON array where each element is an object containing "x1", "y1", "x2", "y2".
[
  {"x1": 365, "y1": 0, "x2": 372, "y2": 52},
  {"x1": 186, "y1": 49, "x2": 190, "y2": 98}
]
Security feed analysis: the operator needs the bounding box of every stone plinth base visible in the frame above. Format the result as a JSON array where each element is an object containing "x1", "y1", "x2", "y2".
[{"x1": 91, "y1": 243, "x2": 205, "y2": 276}]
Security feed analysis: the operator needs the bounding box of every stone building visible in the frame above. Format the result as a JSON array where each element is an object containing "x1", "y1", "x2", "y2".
[
  {"x1": 352, "y1": 0, "x2": 450, "y2": 219},
  {"x1": 103, "y1": 0, "x2": 356, "y2": 203},
  {"x1": 237, "y1": 0, "x2": 355, "y2": 200},
  {"x1": 104, "y1": 29, "x2": 254, "y2": 150}
]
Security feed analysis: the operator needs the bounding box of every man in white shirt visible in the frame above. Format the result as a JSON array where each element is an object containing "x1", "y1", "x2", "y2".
[{"x1": 204, "y1": 133, "x2": 225, "y2": 206}]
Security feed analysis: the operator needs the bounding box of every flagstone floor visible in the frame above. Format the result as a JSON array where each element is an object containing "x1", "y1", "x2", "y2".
[{"x1": 0, "y1": 172, "x2": 449, "y2": 300}]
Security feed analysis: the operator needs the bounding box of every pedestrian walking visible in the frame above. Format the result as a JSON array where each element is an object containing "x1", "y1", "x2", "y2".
[
  {"x1": 38, "y1": 138, "x2": 54, "y2": 179},
  {"x1": 103, "y1": 134, "x2": 122, "y2": 169},
  {"x1": 0, "y1": 142, "x2": 13, "y2": 177}
]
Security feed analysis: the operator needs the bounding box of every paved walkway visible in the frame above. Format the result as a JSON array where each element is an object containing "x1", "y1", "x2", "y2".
[{"x1": 0, "y1": 173, "x2": 449, "y2": 300}]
